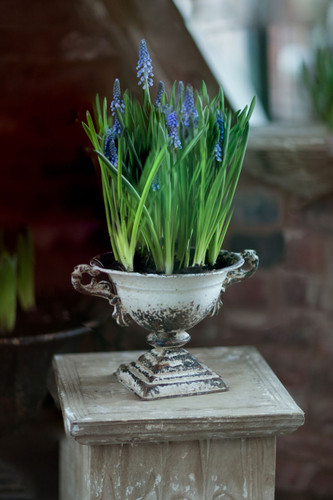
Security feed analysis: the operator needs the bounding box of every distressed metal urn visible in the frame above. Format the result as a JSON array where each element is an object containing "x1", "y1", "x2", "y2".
[{"x1": 71, "y1": 249, "x2": 258, "y2": 400}]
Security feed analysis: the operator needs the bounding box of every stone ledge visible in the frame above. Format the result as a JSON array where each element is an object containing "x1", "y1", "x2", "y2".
[{"x1": 245, "y1": 124, "x2": 333, "y2": 204}]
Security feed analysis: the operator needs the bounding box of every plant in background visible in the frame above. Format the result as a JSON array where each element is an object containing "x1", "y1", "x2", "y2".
[
  {"x1": 302, "y1": 47, "x2": 333, "y2": 130},
  {"x1": 83, "y1": 39, "x2": 255, "y2": 274},
  {"x1": 0, "y1": 229, "x2": 35, "y2": 333}
]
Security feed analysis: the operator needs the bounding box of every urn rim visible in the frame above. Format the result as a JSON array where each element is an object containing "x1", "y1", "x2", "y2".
[{"x1": 89, "y1": 249, "x2": 244, "y2": 279}]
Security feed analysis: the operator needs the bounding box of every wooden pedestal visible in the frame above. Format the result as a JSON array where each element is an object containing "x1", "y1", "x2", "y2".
[{"x1": 53, "y1": 346, "x2": 304, "y2": 500}]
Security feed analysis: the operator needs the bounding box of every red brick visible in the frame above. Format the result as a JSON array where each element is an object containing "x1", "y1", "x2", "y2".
[
  {"x1": 284, "y1": 228, "x2": 325, "y2": 274},
  {"x1": 308, "y1": 469, "x2": 333, "y2": 498},
  {"x1": 319, "y1": 239, "x2": 333, "y2": 313},
  {"x1": 276, "y1": 430, "x2": 333, "y2": 497},
  {"x1": 222, "y1": 269, "x2": 270, "y2": 308},
  {"x1": 281, "y1": 271, "x2": 313, "y2": 308},
  {"x1": 303, "y1": 198, "x2": 333, "y2": 235},
  {"x1": 276, "y1": 456, "x2": 317, "y2": 493}
]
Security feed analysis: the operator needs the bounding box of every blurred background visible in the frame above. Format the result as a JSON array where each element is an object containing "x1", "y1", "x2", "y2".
[{"x1": 1, "y1": 0, "x2": 333, "y2": 498}]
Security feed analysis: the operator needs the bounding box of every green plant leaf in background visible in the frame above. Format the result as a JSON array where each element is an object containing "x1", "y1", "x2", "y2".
[
  {"x1": 0, "y1": 252, "x2": 17, "y2": 333},
  {"x1": 0, "y1": 229, "x2": 36, "y2": 334},
  {"x1": 17, "y1": 228, "x2": 35, "y2": 311},
  {"x1": 302, "y1": 47, "x2": 333, "y2": 130}
]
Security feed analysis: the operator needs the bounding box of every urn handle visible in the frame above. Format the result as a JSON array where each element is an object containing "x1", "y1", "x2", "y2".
[
  {"x1": 210, "y1": 249, "x2": 259, "y2": 316},
  {"x1": 71, "y1": 264, "x2": 130, "y2": 327},
  {"x1": 223, "y1": 249, "x2": 259, "y2": 288}
]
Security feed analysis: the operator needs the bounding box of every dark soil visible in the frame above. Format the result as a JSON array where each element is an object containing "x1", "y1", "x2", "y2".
[{"x1": 93, "y1": 250, "x2": 238, "y2": 275}]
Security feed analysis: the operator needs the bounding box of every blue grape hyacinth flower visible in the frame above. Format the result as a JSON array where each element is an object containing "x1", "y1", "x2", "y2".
[
  {"x1": 137, "y1": 39, "x2": 154, "y2": 89},
  {"x1": 214, "y1": 111, "x2": 224, "y2": 162},
  {"x1": 214, "y1": 143, "x2": 222, "y2": 162},
  {"x1": 111, "y1": 78, "x2": 125, "y2": 135},
  {"x1": 182, "y1": 84, "x2": 198, "y2": 127},
  {"x1": 176, "y1": 81, "x2": 184, "y2": 104},
  {"x1": 105, "y1": 129, "x2": 118, "y2": 166},
  {"x1": 167, "y1": 111, "x2": 182, "y2": 149},
  {"x1": 152, "y1": 174, "x2": 160, "y2": 191},
  {"x1": 154, "y1": 81, "x2": 165, "y2": 107}
]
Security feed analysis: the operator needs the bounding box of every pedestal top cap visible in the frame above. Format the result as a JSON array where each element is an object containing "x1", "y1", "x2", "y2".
[{"x1": 53, "y1": 346, "x2": 304, "y2": 445}]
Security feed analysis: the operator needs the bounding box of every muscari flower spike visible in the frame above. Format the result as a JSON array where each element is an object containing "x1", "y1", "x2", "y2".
[
  {"x1": 152, "y1": 174, "x2": 160, "y2": 191},
  {"x1": 137, "y1": 39, "x2": 154, "y2": 89},
  {"x1": 182, "y1": 84, "x2": 198, "y2": 127},
  {"x1": 176, "y1": 81, "x2": 184, "y2": 104},
  {"x1": 215, "y1": 143, "x2": 222, "y2": 162},
  {"x1": 214, "y1": 111, "x2": 224, "y2": 163},
  {"x1": 111, "y1": 78, "x2": 125, "y2": 135},
  {"x1": 167, "y1": 111, "x2": 182, "y2": 149},
  {"x1": 154, "y1": 81, "x2": 165, "y2": 107},
  {"x1": 105, "y1": 129, "x2": 118, "y2": 166}
]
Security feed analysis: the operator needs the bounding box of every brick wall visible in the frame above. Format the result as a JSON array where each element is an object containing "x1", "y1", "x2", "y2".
[
  {"x1": 225, "y1": 181, "x2": 333, "y2": 499},
  {"x1": 187, "y1": 129, "x2": 333, "y2": 499}
]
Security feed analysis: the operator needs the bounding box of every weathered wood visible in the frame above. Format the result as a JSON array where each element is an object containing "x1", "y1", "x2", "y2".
[
  {"x1": 60, "y1": 434, "x2": 276, "y2": 500},
  {"x1": 53, "y1": 346, "x2": 304, "y2": 445},
  {"x1": 54, "y1": 346, "x2": 304, "y2": 500}
]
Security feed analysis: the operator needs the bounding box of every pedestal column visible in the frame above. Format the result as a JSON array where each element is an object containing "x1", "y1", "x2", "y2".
[{"x1": 53, "y1": 346, "x2": 304, "y2": 500}]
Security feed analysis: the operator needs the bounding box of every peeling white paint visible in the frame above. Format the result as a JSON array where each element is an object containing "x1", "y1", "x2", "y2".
[
  {"x1": 243, "y1": 478, "x2": 248, "y2": 499},
  {"x1": 125, "y1": 485, "x2": 134, "y2": 495},
  {"x1": 154, "y1": 474, "x2": 162, "y2": 486},
  {"x1": 171, "y1": 482, "x2": 180, "y2": 491}
]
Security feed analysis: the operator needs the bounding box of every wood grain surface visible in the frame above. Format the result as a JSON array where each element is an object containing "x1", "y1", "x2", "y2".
[
  {"x1": 60, "y1": 434, "x2": 276, "y2": 500},
  {"x1": 53, "y1": 346, "x2": 304, "y2": 445}
]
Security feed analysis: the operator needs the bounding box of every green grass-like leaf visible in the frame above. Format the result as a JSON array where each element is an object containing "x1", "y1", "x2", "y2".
[
  {"x1": 0, "y1": 253, "x2": 17, "y2": 332},
  {"x1": 302, "y1": 48, "x2": 333, "y2": 130},
  {"x1": 17, "y1": 229, "x2": 35, "y2": 311}
]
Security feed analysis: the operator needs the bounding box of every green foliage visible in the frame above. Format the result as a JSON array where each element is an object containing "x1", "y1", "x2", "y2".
[
  {"x1": 0, "y1": 252, "x2": 17, "y2": 332},
  {"x1": 0, "y1": 229, "x2": 35, "y2": 333},
  {"x1": 17, "y1": 229, "x2": 35, "y2": 311},
  {"x1": 302, "y1": 47, "x2": 333, "y2": 130},
  {"x1": 83, "y1": 42, "x2": 255, "y2": 274}
]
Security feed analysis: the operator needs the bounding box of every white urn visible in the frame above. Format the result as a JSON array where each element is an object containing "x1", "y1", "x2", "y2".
[{"x1": 72, "y1": 249, "x2": 258, "y2": 400}]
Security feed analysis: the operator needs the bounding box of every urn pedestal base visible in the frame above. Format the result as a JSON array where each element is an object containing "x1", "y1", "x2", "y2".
[{"x1": 115, "y1": 347, "x2": 228, "y2": 400}]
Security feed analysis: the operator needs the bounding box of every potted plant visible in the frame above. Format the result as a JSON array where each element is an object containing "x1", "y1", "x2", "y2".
[
  {"x1": 302, "y1": 46, "x2": 333, "y2": 131},
  {"x1": 0, "y1": 229, "x2": 92, "y2": 433},
  {"x1": 72, "y1": 40, "x2": 259, "y2": 400}
]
